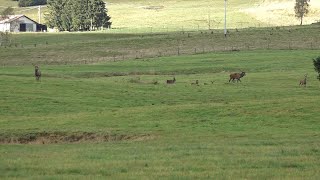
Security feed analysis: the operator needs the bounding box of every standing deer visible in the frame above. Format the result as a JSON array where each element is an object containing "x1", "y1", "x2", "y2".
[
  {"x1": 166, "y1": 77, "x2": 176, "y2": 84},
  {"x1": 299, "y1": 74, "x2": 307, "y2": 87},
  {"x1": 35, "y1": 65, "x2": 41, "y2": 81},
  {"x1": 229, "y1": 72, "x2": 246, "y2": 82}
]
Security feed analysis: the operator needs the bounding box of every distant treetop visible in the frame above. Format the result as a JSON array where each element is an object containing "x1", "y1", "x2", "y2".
[
  {"x1": 18, "y1": 0, "x2": 47, "y2": 7},
  {"x1": 46, "y1": 0, "x2": 111, "y2": 31}
]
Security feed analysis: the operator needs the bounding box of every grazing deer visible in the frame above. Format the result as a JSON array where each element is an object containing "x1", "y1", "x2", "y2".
[
  {"x1": 299, "y1": 74, "x2": 307, "y2": 87},
  {"x1": 166, "y1": 77, "x2": 176, "y2": 84},
  {"x1": 191, "y1": 80, "x2": 199, "y2": 86},
  {"x1": 34, "y1": 65, "x2": 41, "y2": 81},
  {"x1": 229, "y1": 72, "x2": 246, "y2": 82}
]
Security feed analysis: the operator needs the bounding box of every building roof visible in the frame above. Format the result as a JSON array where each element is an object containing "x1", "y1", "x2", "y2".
[{"x1": 0, "y1": 15, "x2": 38, "y2": 24}]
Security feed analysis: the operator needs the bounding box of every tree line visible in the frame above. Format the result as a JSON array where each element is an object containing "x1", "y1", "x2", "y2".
[
  {"x1": 11, "y1": 0, "x2": 47, "y2": 7},
  {"x1": 46, "y1": 0, "x2": 111, "y2": 31}
]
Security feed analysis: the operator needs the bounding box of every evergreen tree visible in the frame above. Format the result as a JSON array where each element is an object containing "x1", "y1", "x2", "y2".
[
  {"x1": 46, "y1": 0, "x2": 111, "y2": 31},
  {"x1": 46, "y1": 0, "x2": 65, "y2": 30},
  {"x1": 88, "y1": 0, "x2": 111, "y2": 30},
  {"x1": 18, "y1": 0, "x2": 47, "y2": 7}
]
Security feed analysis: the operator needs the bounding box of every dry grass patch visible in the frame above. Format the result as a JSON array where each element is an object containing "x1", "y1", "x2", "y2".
[
  {"x1": 0, "y1": 132, "x2": 154, "y2": 144},
  {"x1": 241, "y1": 0, "x2": 320, "y2": 26}
]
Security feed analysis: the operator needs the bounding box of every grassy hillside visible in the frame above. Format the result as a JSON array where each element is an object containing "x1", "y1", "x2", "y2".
[
  {"x1": 1, "y1": 0, "x2": 320, "y2": 179},
  {"x1": 1, "y1": 24, "x2": 319, "y2": 66},
  {"x1": 1, "y1": 0, "x2": 320, "y2": 31},
  {"x1": 1, "y1": 50, "x2": 320, "y2": 178}
]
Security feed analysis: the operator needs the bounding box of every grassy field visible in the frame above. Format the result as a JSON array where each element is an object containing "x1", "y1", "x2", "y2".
[
  {"x1": 1, "y1": 0, "x2": 320, "y2": 31},
  {"x1": 1, "y1": 49, "x2": 320, "y2": 179},
  {"x1": 1, "y1": 0, "x2": 320, "y2": 179},
  {"x1": 1, "y1": 24, "x2": 320, "y2": 66}
]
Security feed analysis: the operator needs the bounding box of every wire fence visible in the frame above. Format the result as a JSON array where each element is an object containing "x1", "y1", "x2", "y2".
[
  {"x1": 1, "y1": 25, "x2": 320, "y2": 66},
  {"x1": 2, "y1": 40, "x2": 318, "y2": 66}
]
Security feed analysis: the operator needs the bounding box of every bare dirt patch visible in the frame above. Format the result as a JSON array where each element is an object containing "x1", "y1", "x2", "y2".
[{"x1": 0, "y1": 132, "x2": 154, "y2": 144}]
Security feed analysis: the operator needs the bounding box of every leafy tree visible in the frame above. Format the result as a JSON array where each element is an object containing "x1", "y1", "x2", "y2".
[
  {"x1": 294, "y1": 0, "x2": 310, "y2": 25},
  {"x1": 0, "y1": 7, "x2": 14, "y2": 20},
  {"x1": 46, "y1": 0, "x2": 111, "y2": 31},
  {"x1": 313, "y1": 56, "x2": 320, "y2": 81}
]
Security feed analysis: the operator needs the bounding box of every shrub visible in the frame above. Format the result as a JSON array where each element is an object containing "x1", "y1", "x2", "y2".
[{"x1": 313, "y1": 56, "x2": 320, "y2": 80}]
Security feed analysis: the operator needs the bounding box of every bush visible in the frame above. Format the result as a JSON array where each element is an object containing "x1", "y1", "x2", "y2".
[
  {"x1": 18, "y1": 0, "x2": 47, "y2": 7},
  {"x1": 0, "y1": 32, "x2": 12, "y2": 47},
  {"x1": 313, "y1": 56, "x2": 320, "y2": 80}
]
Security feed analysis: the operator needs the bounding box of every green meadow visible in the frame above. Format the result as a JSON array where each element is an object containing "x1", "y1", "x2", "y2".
[
  {"x1": 1, "y1": 25, "x2": 320, "y2": 66},
  {"x1": 1, "y1": 0, "x2": 320, "y2": 179},
  {"x1": 1, "y1": 49, "x2": 320, "y2": 179}
]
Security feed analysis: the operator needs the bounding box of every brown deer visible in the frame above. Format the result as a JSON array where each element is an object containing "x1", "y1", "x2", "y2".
[
  {"x1": 191, "y1": 80, "x2": 199, "y2": 86},
  {"x1": 166, "y1": 77, "x2": 176, "y2": 84},
  {"x1": 299, "y1": 74, "x2": 307, "y2": 87},
  {"x1": 229, "y1": 72, "x2": 246, "y2": 82},
  {"x1": 34, "y1": 65, "x2": 41, "y2": 81}
]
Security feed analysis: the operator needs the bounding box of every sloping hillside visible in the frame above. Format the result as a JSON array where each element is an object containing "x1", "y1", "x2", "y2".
[
  {"x1": 241, "y1": 0, "x2": 320, "y2": 26},
  {"x1": 0, "y1": 0, "x2": 319, "y2": 31}
]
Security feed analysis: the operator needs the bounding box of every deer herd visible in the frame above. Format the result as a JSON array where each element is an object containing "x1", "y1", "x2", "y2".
[{"x1": 34, "y1": 65, "x2": 308, "y2": 87}]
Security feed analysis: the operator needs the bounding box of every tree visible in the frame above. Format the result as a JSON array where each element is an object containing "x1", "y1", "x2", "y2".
[
  {"x1": 87, "y1": 0, "x2": 111, "y2": 30},
  {"x1": 0, "y1": 7, "x2": 14, "y2": 20},
  {"x1": 313, "y1": 56, "x2": 320, "y2": 81},
  {"x1": 18, "y1": 0, "x2": 47, "y2": 7},
  {"x1": 46, "y1": 0, "x2": 66, "y2": 30},
  {"x1": 46, "y1": 0, "x2": 111, "y2": 31},
  {"x1": 294, "y1": 0, "x2": 310, "y2": 25}
]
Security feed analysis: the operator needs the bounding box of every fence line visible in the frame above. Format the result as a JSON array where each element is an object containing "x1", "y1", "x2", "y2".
[
  {"x1": 2, "y1": 40, "x2": 318, "y2": 66},
  {"x1": 1, "y1": 26, "x2": 320, "y2": 66}
]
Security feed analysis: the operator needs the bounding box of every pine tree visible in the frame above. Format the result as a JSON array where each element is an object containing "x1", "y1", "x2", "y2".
[
  {"x1": 46, "y1": 0, "x2": 111, "y2": 31},
  {"x1": 46, "y1": 0, "x2": 65, "y2": 30}
]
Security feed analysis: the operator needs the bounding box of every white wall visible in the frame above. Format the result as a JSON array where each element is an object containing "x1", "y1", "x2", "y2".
[
  {"x1": 11, "y1": 16, "x2": 37, "y2": 32},
  {"x1": 0, "y1": 16, "x2": 37, "y2": 32},
  {"x1": 0, "y1": 23, "x2": 10, "y2": 32}
]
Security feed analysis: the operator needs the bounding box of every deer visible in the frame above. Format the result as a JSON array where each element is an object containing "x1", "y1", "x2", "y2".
[
  {"x1": 166, "y1": 77, "x2": 176, "y2": 84},
  {"x1": 299, "y1": 74, "x2": 307, "y2": 87},
  {"x1": 34, "y1": 65, "x2": 41, "y2": 81},
  {"x1": 229, "y1": 71, "x2": 246, "y2": 83},
  {"x1": 191, "y1": 80, "x2": 199, "y2": 86}
]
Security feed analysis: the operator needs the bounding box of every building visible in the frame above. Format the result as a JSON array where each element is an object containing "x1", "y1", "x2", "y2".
[{"x1": 0, "y1": 15, "x2": 41, "y2": 32}]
